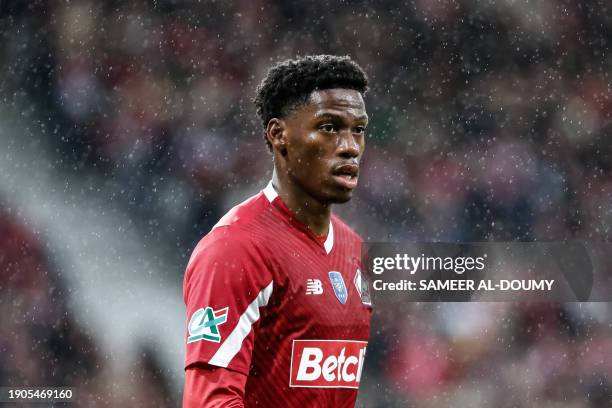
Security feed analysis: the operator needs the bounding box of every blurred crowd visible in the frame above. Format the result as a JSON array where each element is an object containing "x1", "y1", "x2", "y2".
[
  {"x1": 2, "y1": 0, "x2": 612, "y2": 406},
  {"x1": 0, "y1": 209, "x2": 176, "y2": 407}
]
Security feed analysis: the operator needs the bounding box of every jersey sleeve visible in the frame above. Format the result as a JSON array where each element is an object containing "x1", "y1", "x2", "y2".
[
  {"x1": 183, "y1": 364, "x2": 247, "y2": 408},
  {"x1": 183, "y1": 228, "x2": 274, "y2": 375}
]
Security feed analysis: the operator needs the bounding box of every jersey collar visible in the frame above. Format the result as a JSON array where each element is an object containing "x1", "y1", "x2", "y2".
[{"x1": 263, "y1": 181, "x2": 334, "y2": 255}]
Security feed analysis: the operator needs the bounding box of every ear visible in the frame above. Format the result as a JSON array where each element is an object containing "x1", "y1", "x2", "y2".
[{"x1": 265, "y1": 118, "x2": 288, "y2": 156}]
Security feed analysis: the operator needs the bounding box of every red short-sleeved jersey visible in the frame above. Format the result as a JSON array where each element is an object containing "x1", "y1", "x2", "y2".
[{"x1": 183, "y1": 182, "x2": 372, "y2": 407}]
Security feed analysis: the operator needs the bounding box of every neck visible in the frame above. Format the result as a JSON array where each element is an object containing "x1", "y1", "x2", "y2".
[{"x1": 271, "y1": 169, "x2": 331, "y2": 236}]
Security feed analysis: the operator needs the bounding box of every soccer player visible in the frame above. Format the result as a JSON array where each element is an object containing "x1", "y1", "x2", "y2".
[{"x1": 183, "y1": 55, "x2": 372, "y2": 407}]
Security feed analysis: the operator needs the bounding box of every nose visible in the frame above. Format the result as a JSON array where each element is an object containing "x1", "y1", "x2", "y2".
[{"x1": 337, "y1": 131, "x2": 360, "y2": 159}]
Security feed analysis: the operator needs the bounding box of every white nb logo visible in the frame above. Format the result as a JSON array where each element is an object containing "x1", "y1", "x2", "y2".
[{"x1": 305, "y1": 279, "x2": 323, "y2": 295}]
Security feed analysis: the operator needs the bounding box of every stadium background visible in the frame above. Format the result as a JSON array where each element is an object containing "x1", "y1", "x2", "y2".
[{"x1": 1, "y1": 0, "x2": 611, "y2": 406}]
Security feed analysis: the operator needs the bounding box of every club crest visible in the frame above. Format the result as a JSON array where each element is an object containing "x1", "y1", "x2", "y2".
[{"x1": 328, "y1": 271, "x2": 348, "y2": 304}]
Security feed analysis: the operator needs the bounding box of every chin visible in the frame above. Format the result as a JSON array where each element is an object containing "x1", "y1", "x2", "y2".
[
  {"x1": 310, "y1": 182, "x2": 356, "y2": 205},
  {"x1": 327, "y1": 190, "x2": 354, "y2": 204}
]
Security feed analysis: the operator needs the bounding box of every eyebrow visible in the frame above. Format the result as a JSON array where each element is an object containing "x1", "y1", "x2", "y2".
[{"x1": 313, "y1": 111, "x2": 369, "y2": 122}]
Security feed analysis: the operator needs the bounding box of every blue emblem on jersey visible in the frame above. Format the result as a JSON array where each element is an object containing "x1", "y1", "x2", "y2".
[{"x1": 328, "y1": 271, "x2": 348, "y2": 305}]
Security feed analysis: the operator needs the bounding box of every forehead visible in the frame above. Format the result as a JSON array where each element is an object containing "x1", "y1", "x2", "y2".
[{"x1": 301, "y1": 88, "x2": 367, "y2": 119}]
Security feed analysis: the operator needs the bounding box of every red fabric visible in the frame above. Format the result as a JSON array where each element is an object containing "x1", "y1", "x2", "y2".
[
  {"x1": 183, "y1": 364, "x2": 246, "y2": 408},
  {"x1": 183, "y1": 186, "x2": 372, "y2": 407}
]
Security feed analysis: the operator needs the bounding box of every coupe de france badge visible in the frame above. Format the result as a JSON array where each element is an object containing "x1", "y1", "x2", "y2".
[
  {"x1": 328, "y1": 271, "x2": 348, "y2": 304},
  {"x1": 353, "y1": 268, "x2": 372, "y2": 306},
  {"x1": 188, "y1": 306, "x2": 228, "y2": 343}
]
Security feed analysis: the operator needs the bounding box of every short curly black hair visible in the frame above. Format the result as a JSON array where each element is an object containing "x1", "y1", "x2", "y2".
[{"x1": 254, "y1": 55, "x2": 368, "y2": 151}]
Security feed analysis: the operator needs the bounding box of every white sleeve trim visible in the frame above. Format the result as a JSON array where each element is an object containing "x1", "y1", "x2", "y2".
[{"x1": 208, "y1": 280, "x2": 274, "y2": 368}]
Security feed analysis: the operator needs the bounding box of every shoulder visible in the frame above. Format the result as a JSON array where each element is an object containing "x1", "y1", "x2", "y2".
[
  {"x1": 198, "y1": 224, "x2": 253, "y2": 251},
  {"x1": 210, "y1": 190, "x2": 270, "y2": 232},
  {"x1": 185, "y1": 190, "x2": 274, "y2": 274},
  {"x1": 183, "y1": 222, "x2": 272, "y2": 304},
  {"x1": 186, "y1": 223, "x2": 262, "y2": 274},
  {"x1": 195, "y1": 189, "x2": 273, "y2": 249}
]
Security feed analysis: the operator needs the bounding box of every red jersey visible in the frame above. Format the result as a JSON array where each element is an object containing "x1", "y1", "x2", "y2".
[{"x1": 183, "y1": 181, "x2": 372, "y2": 407}]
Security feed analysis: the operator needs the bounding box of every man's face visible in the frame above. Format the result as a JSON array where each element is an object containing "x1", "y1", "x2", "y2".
[{"x1": 281, "y1": 88, "x2": 368, "y2": 204}]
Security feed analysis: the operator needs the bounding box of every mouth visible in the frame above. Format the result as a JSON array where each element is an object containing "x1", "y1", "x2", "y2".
[{"x1": 331, "y1": 163, "x2": 359, "y2": 190}]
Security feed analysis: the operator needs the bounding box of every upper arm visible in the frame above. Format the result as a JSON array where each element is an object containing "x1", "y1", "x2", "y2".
[{"x1": 183, "y1": 230, "x2": 274, "y2": 375}]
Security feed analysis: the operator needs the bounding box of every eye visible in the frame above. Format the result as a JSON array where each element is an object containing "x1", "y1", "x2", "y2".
[
  {"x1": 354, "y1": 126, "x2": 366, "y2": 135},
  {"x1": 319, "y1": 124, "x2": 337, "y2": 133}
]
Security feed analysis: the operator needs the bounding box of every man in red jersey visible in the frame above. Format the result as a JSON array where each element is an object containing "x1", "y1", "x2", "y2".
[{"x1": 183, "y1": 55, "x2": 372, "y2": 407}]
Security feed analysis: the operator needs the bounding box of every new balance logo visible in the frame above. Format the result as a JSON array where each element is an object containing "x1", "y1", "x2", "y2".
[
  {"x1": 187, "y1": 306, "x2": 228, "y2": 343},
  {"x1": 305, "y1": 279, "x2": 323, "y2": 295}
]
